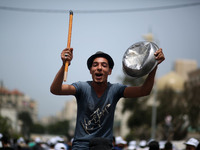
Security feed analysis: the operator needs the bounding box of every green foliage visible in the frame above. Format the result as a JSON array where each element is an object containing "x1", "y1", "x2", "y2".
[
  {"x1": 29, "y1": 120, "x2": 70, "y2": 138},
  {"x1": 0, "y1": 115, "x2": 23, "y2": 138},
  {"x1": 184, "y1": 85, "x2": 200, "y2": 130},
  {"x1": 121, "y1": 76, "x2": 147, "y2": 113},
  {"x1": 0, "y1": 115, "x2": 12, "y2": 135},
  {"x1": 126, "y1": 125, "x2": 151, "y2": 140},
  {"x1": 18, "y1": 111, "x2": 33, "y2": 126},
  {"x1": 47, "y1": 120, "x2": 70, "y2": 136},
  {"x1": 127, "y1": 105, "x2": 152, "y2": 128},
  {"x1": 121, "y1": 75, "x2": 152, "y2": 139},
  {"x1": 156, "y1": 87, "x2": 188, "y2": 140},
  {"x1": 121, "y1": 73, "x2": 199, "y2": 140},
  {"x1": 30, "y1": 123, "x2": 45, "y2": 134},
  {"x1": 18, "y1": 111, "x2": 33, "y2": 138},
  {"x1": 157, "y1": 88, "x2": 185, "y2": 123}
]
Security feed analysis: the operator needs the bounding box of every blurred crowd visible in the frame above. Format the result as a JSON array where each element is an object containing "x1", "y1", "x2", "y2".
[
  {"x1": 0, "y1": 133, "x2": 72, "y2": 150},
  {"x1": 0, "y1": 133, "x2": 199, "y2": 150},
  {"x1": 113, "y1": 136, "x2": 200, "y2": 150}
]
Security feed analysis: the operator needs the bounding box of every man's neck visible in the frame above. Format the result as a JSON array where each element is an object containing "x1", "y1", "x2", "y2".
[
  {"x1": 92, "y1": 81, "x2": 107, "y2": 87},
  {"x1": 92, "y1": 81, "x2": 108, "y2": 97}
]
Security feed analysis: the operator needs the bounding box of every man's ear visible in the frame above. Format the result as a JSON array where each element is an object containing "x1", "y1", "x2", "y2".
[{"x1": 108, "y1": 68, "x2": 112, "y2": 75}]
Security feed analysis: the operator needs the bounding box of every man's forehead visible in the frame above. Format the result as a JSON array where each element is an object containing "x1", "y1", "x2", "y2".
[{"x1": 93, "y1": 57, "x2": 109, "y2": 63}]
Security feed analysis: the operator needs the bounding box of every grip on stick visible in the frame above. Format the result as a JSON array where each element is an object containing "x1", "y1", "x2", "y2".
[{"x1": 64, "y1": 10, "x2": 73, "y2": 82}]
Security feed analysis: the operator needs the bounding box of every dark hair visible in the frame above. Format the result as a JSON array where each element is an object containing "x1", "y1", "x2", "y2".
[
  {"x1": 165, "y1": 141, "x2": 173, "y2": 150},
  {"x1": 196, "y1": 143, "x2": 200, "y2": 150},
  {"x1": 149, "y1": 141, "x2": 159, "y2": 150},
  {"x1": 1, "y1": 135, "x2": 10, "y2": 144}
]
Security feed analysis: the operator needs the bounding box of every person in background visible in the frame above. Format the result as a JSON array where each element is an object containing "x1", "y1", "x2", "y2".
[
  {"x1": 66, "y1": 138, "x2": 73, "y2": 150},
  {"x1": 16, "y1": 137, "x2": 30, "y2": 150},
  {"x1": 184, "y1": 138, "x2": 199, "y2": 150},
  {"x1": 54, "y1": 143, "x2": 67, "y2": 150},
  {"x1": 164, "y1": 141, "x2": 173, "y2": 150},
  {"x1": 148, "y1": 140, "x2": 159, "y2": 150},
  {"x1": 0, "y1": 135, "x2": 14, "y2": 150},
  {"x1": 0, "y1": 134, "x2": 3, "y2": 148},
  {"x1": 127, "y1": 140, "x2": 137, "y2": 150},
  {"x1": 112, "y1": 136, "x2": 117, "y2": 150},
  {"x1": 138, "y1": 140, "x2": 148, "y2": 150},
  {"x1": 196, "y1": 142, "x2": 200, "y2": 150},
  {"x1": 159, "y1": 141, "x2": 165, "y2": 150},
  {"x1": 32, "y1": 137, "x2": 44, "y2": 150},
  {"x1": 114, "y1": 136, "x2": 127, "y2": 150}
]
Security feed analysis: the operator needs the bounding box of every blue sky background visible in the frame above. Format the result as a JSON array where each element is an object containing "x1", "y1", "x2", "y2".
[{"x1": 0, "y1": 0, "x2": 200, "y2": 118}]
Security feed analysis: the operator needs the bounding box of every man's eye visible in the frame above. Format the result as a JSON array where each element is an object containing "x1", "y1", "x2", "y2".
[
  {"x1": 92, "y1": 63, "x2": 98, "y2": 67},
  {"x1": 102, "y1": 63, "x2": 108, "y2": 67}
]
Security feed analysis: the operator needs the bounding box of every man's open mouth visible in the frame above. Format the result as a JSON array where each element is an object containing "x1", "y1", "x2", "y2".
[{"x1": 95, "y1": 73, "x2": 103, "y2": 77}]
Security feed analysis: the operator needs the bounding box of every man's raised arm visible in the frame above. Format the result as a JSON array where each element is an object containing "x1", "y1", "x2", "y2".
[
  {"x1": 50, "y1": 48, "x2": 76, "y2": 95},
  {"x1": 124, "y1": 48, "x2": 165, "y2": 98}
]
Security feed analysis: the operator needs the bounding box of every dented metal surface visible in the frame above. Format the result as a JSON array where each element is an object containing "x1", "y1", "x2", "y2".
[{"x1": 122, "y1": 41, "x2": 158, "y2": 78}]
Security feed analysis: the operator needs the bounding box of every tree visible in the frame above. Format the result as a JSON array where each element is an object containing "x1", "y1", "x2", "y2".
[
  {"x1": 184, "y1": 83, "x2": 200, "y2": 131},
  {"x1": 30, "y1": 123, "x2": 45, "y2": 134},
  {"x1": 0, "y1": 115, "x2": 12, "y2": 136},
  {"x1": 121, "y1": 75, "x2": 152, "y2": 139},
  {"x1": 47, "y1": 120, "x2": 70, "y2": 137},
  {"x1": 121, "y1": 75, "x2": 189, "y2": 140},
  {"x1": 156, "y1": 87, "x2": 188, "y2": 140},
  {"x1": 18, "y1": 111, "x2": 33, "y2": 138}
]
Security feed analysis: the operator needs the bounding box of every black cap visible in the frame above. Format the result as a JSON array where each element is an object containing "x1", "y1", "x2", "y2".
[
  {"x1": 87, "y1": 51, "x2": 114, "y2": 70},
  {"x1": 148, "y1": 141, "x2": 159, "y2": 150}
]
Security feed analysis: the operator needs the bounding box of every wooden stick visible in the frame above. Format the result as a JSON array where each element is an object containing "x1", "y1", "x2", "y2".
[{"x1": 64, "y1": 10, "x2": 73, "y2": 82}]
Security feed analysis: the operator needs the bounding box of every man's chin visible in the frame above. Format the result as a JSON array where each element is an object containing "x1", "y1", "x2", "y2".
[
  {"x1": 93, "y1": 79, "x2": 106, "y2": 85},
  {"x1": 94, "y1": 81, "x2": 103, "y2": 84}
]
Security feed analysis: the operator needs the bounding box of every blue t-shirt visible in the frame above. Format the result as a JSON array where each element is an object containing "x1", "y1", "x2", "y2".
[{"x1": 71, "y1": 81, "x2": 127, "y2": 150}]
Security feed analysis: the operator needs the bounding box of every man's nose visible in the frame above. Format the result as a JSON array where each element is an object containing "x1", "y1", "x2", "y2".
[{"x1": 97, "y1": 64, "x2": 102, "y2": 70}]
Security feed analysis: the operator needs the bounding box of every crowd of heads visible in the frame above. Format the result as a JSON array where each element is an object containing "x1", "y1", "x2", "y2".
[
  {"x1": 0, "y1": 133, "x2": 73, "y2": 150},
  {"x1": 113, "y1": 136, "x2": 200, "y2": 150},
  {"x1": 1, "y1": 133, "x2": 199, "y2": 150}
]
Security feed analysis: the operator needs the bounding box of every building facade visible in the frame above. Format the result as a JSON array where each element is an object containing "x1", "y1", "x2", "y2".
[{"x1": 0, "y1": 84, "x2": 38, "y2": 133}]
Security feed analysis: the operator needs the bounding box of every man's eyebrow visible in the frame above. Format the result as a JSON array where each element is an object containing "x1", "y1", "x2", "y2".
[
  {"x1": 93, "y1": 60, "x2": 108, "y2": 63},
  {"x1": 92, "y1": 61, "x2": 108, "y2": 65},
  {"x1": 92, "y1": 62, "x2": 98, "y2": 64},
  {"x1": 101, "y1": 62, "x2": 108, "y2": 65}
]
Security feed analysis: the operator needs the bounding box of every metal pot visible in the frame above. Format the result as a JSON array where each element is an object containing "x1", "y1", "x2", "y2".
[{"x1": 122, "y1": 41, "x2": 158, "y2": 78}]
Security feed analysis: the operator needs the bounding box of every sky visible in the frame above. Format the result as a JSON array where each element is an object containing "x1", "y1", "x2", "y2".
[{"x1": 0, "y1": 0, "x2": 200, "y2": 119}]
